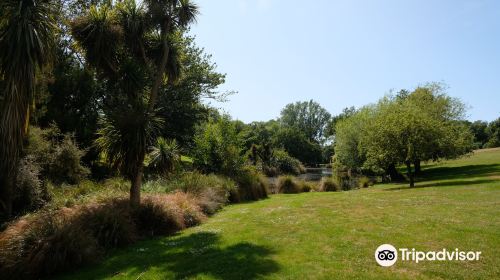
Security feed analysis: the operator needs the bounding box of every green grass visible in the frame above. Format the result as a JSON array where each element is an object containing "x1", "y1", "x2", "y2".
[{"x1": 58, "y1": 149, "x2": 500, "y2": 280}]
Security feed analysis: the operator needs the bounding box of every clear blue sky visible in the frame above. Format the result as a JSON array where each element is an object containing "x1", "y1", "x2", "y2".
[{"x1": 190, "y1": 0, "x2": 500, "y2": 123}]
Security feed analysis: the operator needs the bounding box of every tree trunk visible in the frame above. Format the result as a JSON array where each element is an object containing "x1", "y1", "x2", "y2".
[
  {"x1": 406, "y1": 161, "x2": 414, "y2": 187},
  {"x1": 387, "y1": 163, "x2": 404, "y2": 182},
  {"x1": 0, "y1": 174, "x2": 14, "y2": 221},
  {"x1": 0, "y1": 82, "x2": 30, "y2": 221},
  {"x1": 129, "y1": 166, "x2": 143, "y2": 208},
  {"x1": 148, "y1": 23, "x2": 170, "y2": 112},
  {"x1": 414, "y1": 159, "x2": 421, "y2": 175}
]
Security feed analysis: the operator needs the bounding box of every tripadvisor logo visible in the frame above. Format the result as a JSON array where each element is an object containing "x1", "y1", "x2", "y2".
[
  {"x1": 375, "y1": 244, "x2": 398, "y2": 267},
  {"x1": 375, "y1": 244, "x2": 481, "y2": 267}
]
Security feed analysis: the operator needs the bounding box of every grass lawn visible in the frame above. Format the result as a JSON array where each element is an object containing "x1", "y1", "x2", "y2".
[{"x1": 58, "y1": 149, "x2": 500, "y2": 280}]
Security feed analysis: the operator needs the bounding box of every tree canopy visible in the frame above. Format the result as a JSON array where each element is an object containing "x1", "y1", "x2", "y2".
[
  {"x1": 334, "y1": 83, "x2": 474, "y2": 187},
  {"x1": 280, "y1": 100, "x2": 332, "y2": 144}
]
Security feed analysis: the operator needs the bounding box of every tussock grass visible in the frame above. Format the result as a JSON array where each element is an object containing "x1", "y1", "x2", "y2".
[
  {"x1": 319, "y1": 176, "x2": 340, "y2": 192},
  {"x1": 0, "y1": 193, "x2": 208, "y2": 279}
]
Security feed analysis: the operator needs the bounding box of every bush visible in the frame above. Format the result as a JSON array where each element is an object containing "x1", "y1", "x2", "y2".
[
  {"x1": 277, "y1": 175, "x2": 303, "y2": 194},
  {"x1": 0, "y1": 210, "x2": 100, "y2": 279},
  {"x1": 262, "y1": 165, "x2": 279, "y2": 177},
  {"x1": 78, "y1": 199, "x2": 137, "y2": 249},
  {"x1": 48, "y1": 135, "x2": 90, "y2": 184},
  {"x1": 169, "y1": 172, "x2": 235, "y2": 196},
  {"x1": 358, "y1": 176, "x2": 372, "y2": 188},
  {"x1": 142, "y1": 172, "x2": 236, "y2": 215},
  {"x1": 0, "y1": 191, "x2": 209, "y2": 279},
  {"x1": 192, "y1": 116, "x2": 245, "y2": 176},
  {"x1": 134, "y1": 195, "x2": 185, "y2": 236},
  {"x1": 148, "y1": 137, "x2": 181, "y2": 177},
  {"x1": 335, "y1": 172, "x2": 353, "y2": 191},
  {"x1": 197, "y1": 187, "x2": 227, "y2": 215},
  {"x1": 48, "y1": 178, "x2": 128, "y2": 208},
  {"x1": 319, "y1": 177, "x2": 340, "y2": 192},
  {"x1": 298, "y1": 164, "x2": 307, "y2": 174},
  {"x1": 24, "y1": 126, "x2": 53, "y2": 167},
  {"x1": 13, "y1": 156, "x2": 50, "y2": 214},
  {"x1": 270, "y1": 150, "x2": 303, "y2": 175},
  {"x1": 168, "y1": 192, "x2": 206, "y2": 227},
  {"x1": 135, "y1": 193, "x2": 206, "y2": 236},
  {"x1": 301, "y1": 181, "x2": 314, "y2": 192},
  {"x1": 231, "y1": 167, "x2": 269, "y2": 202},
  {"x1": 25, "y1": 126, "x2": 89, "y2": 185}
]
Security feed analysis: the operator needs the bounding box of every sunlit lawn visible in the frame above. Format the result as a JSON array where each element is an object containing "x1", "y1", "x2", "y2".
[{"x1": 58, "y1": 149, "x2": 500, "y2": 279}]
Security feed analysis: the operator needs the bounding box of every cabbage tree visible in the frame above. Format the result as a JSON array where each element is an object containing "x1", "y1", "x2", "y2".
[{"x1": 71, "y1": 0, "x2": 198, "y2": 206}]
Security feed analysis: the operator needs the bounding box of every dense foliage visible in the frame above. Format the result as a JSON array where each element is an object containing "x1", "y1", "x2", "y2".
[{"x1": 334, "y1": 84, "x2": 475, "y2": 187}]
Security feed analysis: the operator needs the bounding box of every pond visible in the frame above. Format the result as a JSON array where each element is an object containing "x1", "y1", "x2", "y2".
[{"x1": 298, "y1": 167, "x2": 333, "y2": 181}]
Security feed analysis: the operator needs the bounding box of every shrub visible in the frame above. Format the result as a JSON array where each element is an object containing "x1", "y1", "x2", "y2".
[
  {"x1": 319, "y1": 177, "x2": 340, "y2": 192},
  {"x1": 0, "y1": 191, "x2": 209, "y2": 279},
  {"x1": 142, "y1": 172, "x2": 236, "y2": 215},
  {"x1": 358, "y1": 176, "x2": 372, "y2": 188},
  {"x1": 78, "y1": 199, "x2": 137, "y2": 249},
  {"x1": 300, "y1": 181, "x2": 314, "y2": 192},
  {"x1": 148, "y1": 137, "x2": 181, "y2": 177},
  {"x1": 192, "y1": 116, "x2": 245, "y2": 176},
  {"x1": 262, "y1": 165, "x2": 279, "y2": 177},
  {"x1": 298, "y1": 164, "x2": 307, "y2": 174},
  {"x1": 334, "y1": 172, "x2": 353, "y2": 191},
  {"x1": 48, "y1": 135, "x2": 90, "y2": 184},
  {"x1": 48, "y1": 179, "x2": 128, "y2": 208},
  {"x1": 170, "y1": 172, "x2": 235, "y2": 196},
  {"x1": 277, "y1": 175, "x2": 303, "y2": 194},
  {"x1": 134, "y1": 195, "x2": 185, "y2": 236},
  {"x1": 25, "y1": 126, "x2": 89, "y2": 185},
  {"x1": 197, "y1": 187, "x2": 226, "y2": 215},
  {"x1": 13, "y1": 156, "x2": 50, "y2": 214},
  {"x1": 24, "y1": 126, "x2": 54, "y2": 168},
  {"x1": 270, "y1": 150, "x2": 303, "y2": 175},
  {"x1": 0, "y1": 210, "x2": 100, "y2": 279},
  {"x1": 257, "y1": 174, "x2": 271, "y2": 197},
  {"x1": 168, "y1": 192, "x2": 206, "y2": 227},
  {"x1": 231, "y1": 167, "x2": 269, "y2": 202}
]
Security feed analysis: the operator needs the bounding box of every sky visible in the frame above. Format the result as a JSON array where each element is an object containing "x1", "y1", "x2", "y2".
[{"x1": 190, "y1": 0, "x2": 500, "y2": 123}]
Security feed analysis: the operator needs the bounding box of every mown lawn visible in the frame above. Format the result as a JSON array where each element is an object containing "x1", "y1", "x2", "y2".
[{"x1": 58, "y1": 149, "x2": 500, "y2": 280}]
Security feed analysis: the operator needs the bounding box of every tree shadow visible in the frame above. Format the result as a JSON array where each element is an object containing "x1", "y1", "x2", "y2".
[
  {"x1": 58, "y1": 231, "x2": 280, "y2": 280},
  {"x1": 385, "y1": 163, "x2": 500, "y2": 191},
  {"x1": 419, "y1": 164, "x2": 500, "y2": 181},
  {"x1": 385, "y1": 178, "x2": 499, "y2": 191}
]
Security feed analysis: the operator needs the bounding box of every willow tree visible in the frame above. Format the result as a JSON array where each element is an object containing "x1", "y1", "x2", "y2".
[
  {"x1": 0, "y1": 0, "x2": 57, "y2": 219},
  {"x1": 71, "y1": 0, "x2": 198, "y2": 206}
]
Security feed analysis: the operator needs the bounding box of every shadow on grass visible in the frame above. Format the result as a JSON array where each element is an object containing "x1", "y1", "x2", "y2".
[
  {"x1": 385, "y1": 163, "x2": 500, "y2": 191},
  {"x1": 420, "y1": 164, "x2": 500, "y2": 181},
  {"x1": 58, "y1": 232, "x2": 280, "y2": 280},
  {"x1": 385, "y1": 178, "x2": 499, "y2": 191}
]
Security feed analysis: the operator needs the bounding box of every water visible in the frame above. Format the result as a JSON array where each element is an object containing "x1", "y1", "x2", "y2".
[{"x1": 298, "y1": 167, "x2": 333, "y2": 181}]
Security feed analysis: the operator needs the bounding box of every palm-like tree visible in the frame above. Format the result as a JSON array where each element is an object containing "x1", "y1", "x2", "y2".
[
  {"x1": 0, "y1": 0, "x2": 57, "y2": 219},
  {"x1": 149, "y1": 137, "x2": 181, "y2": 176},
  {"x1": 71, "y1": 0, "x2": 198, "y2": 206}
]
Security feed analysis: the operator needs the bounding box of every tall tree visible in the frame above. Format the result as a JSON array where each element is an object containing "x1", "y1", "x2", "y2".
[
  {"x1": 157, "y1": 34, "x2": 227, "y2": 146},
  {"x1": 334, "y1": 84, "x2": 474, "y2": 187},
  {"x1": 468, "y1": 120, "x2": 489, "y2": 148},
  {"x1": 0, "y1": 0, "x2": 58, "y2": 219},
  {"x1": 328, "y1": 106, "x2": 356, "y2": 138},
  {"x1": 71, "y1": 0, "x2": 198, "y2": 206},
  {"x1": 485, "y1": 118, "x2": 500, "y2": 148},
  {"x1": 280, "y1": 100, "x2": 332, "y2": 143},
  {"x1": 273, "y1": 126, "x2": 323, "y2": 165}
]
